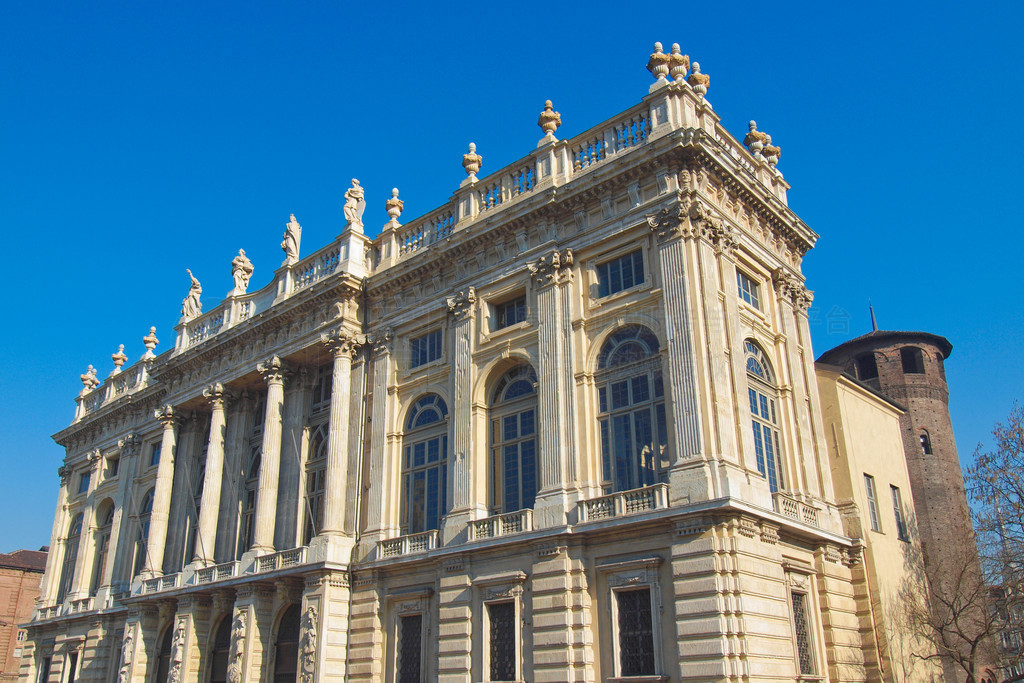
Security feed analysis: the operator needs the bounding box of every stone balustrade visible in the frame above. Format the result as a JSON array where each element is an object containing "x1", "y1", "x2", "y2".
[
  {"x1": 194, "y1": 560, "x2": 238, "y2": 585},
  {"x1": 469, "y1": 509, "x2": 533, "y2": 541},
  {"x1": 378, "y1": 530, "x2": 437, "y2": 559},
  {"x1": 772, "y1": 491, "x2": 821, "y2": 528},
  {"x1": 254, "y1": 547, "x2": 306, "y2": 574},
  {"x1": 577, "y1": 483, "x2": 669, "y2": 522},
  {"x1": 75, "y1": 360, "x2": 152, "y2": 422}
]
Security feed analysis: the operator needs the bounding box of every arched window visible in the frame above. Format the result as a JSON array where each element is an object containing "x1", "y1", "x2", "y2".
[
  {"x1": 272, "y1": 604, "x2": 301, "y2": 683},
  {"x1": 153, "y1": 626, "x2": 173, "y2": 683},
  {"x1": 133, "y1": 489, "x2": 154, "y2": 578},
  {"x1": 56, "y1": 513, "x2": 83, "y2": 603},
  {"x1": 920, "y1": 430, "x2": 933, "y2": 455},
  {"x1": 90, "y1": 501, "x2": 115, "y2": 596},
  {"x1": 402, "y1": 394, "x2": 449, "y2": 534},
  {"x1": 901, "y1": 346, "x2": 925, "y2": 374},
  {"x1": 208, "y1": 615, "x2": 232, "y2": 683},
  {"x1": 596, "y1": 325, "x2": 669, "y2": 492},
  {"x1": 237, "y1": 449, "x2": 260, "y2": 559},
  {"x1": 490, "y1": 365, "x2": 538, "y2": 513},
  {"x1": 303, "y1": 423, "x2": 328, "y2": 544},
  {"x1": 745, "y1": 341, "x2": 784, "y2": 493}
]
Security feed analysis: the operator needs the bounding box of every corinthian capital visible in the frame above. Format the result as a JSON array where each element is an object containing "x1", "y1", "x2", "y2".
[
  {"x1": 257, "y1": 355, "x2": 291, "y2": 385},
  {"x1": 202, "y1": 382, "x2": 235, "y2": 408},
  {"x1": 58, "y1": 464, "x2": 72, "y2": 485},
  {"x1": 155, "y1": 404, "x2": 178, "y2": 428},
  {"x1": 446, "y1": 288, "x2": 476, "y2": 321},
  {"x1": 646, "y1": 205, "x2": 690, "y2": 241},
  {"x1": 688, "y1": 201, "x2": 735, "y2": 255},
  {"x1": 528, "y1": 249, "x2": 574, "y2": 287},
  {"x1": 118, "y1": 433, "x2": 141, "y2": 458},
  {"x1": 321, "y1": 329, "x2": 362, "y2": 359},
  {"x1": 772, "y1": 268, "x2": 814, "y2": 311},
  {"x1": 368, "y1": 328, "x2": 394, "y2": 356}
]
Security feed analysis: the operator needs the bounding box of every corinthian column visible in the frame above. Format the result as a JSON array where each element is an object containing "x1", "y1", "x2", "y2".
[
  {"x1": 145, "y1": 405, "x2": 179, "y2": 577},
  {"x1": 529, "y1": 249, "x2": 578, "y2": 528},
  {"x1": 193, "y1": 383, "x2": 232, "y2": 566},
  {"x1": 69, "y1": 450, "x2": 104, "y2": 597},
  {"x1": 252, "y1": 356, "x2": 288, "y2": 553},
  {"x1": 320, "y1": 329, "x2": 360, "y2": 535}
]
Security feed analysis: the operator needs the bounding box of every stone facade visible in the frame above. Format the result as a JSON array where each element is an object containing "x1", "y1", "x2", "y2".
[{"x1": 22, "y1": 47, "x2": 937, "y2": 683}]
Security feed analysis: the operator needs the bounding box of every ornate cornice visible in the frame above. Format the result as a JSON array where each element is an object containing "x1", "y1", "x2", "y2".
[{"x1": 368, "y1": 328, "x2": 394, "y2": 356}]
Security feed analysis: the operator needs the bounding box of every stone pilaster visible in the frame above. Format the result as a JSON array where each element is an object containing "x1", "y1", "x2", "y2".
[
  {"x1": 531, "y1": 542, "x2": 593, "y2": 683},
  {"x1": 359, "y1": 332, "x2": 394, "y2": 559},
  {"x1": 102, "y1": 434, "x2": 141, "y2": 595},
  {"x1": 145, "y1": 405, "x2": 179, "y2": 577},
  {"x1": 441, "y1": 289, "x2": 482, "y2": 544},
  {"x1": 193, "y1": 384, "x2": 232, "y2": 566},
  {"x1": 123, "y1": 606, "x2": 158, "y2": 683},
  {"x1": 345, "y1": 572, "x2": 383, "y2": 682},
  {"x1": 174, "y1": 595, "x2": 211, "y2": 683},
  {"x1": 529, "y1": 249, "x2": 578, "y2": 528},
  {"x1": 252, "y1": 356, "x2": 289, "y2": 554},
  {"x1": 437, "y1": 557, "x2": 471, "y2": 683},
  {"x1": 311, "y1": 329, "x2": 362, "y2": 563},
  {"x1": 303, "y1": 571, "x2": 352, "y2": 683}
]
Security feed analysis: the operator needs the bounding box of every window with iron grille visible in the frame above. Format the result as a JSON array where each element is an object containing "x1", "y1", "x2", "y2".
[
  {"x1": 397, "y1": 614, "x2": 422, "y2": 683},
  {"x1": 791, "y1": 591, "x2": 815, "y2": 675},
  {"x1": 615, "y1": 587, "x2": 656, "y2": 677},
  {"x1": 596, "y1": 249, "x2": 645, "y2": 298},
  {"x1": 736, "y1": 270, "x2": 761, "y2": 309},
  {"x1": 488, "y1": 601, "x2": 517, "y2": 681},
  {"x1": 411, "y1": 330, "x2": 442, "y2": 368}
]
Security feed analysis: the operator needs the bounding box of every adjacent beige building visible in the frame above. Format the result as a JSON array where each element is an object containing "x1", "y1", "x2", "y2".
[{"x1": 22, "y1": 44, "x2": 946, "y2": 683}]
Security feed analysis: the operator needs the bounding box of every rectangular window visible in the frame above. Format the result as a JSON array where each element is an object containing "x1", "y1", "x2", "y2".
[
  {"x1": 597, "y1": 250, "x2": 645, "y2": 298},
  {"x1": 66, "y1": 652, "x2": 78, "y2": 683},
  {"x1": 488, "y1": 601, "x2": 517, "y2": 681},
  {"x1": 411, "y1": 330, "x2": 442, "y2": 368},
  {"x1": 105, "y1": 457, "x2": 119, "y2": 479},
  {"x1": 615, "y1": 587, "x2": 656, "y2": 677},
  {"x1": 791, "y1": 591, "x2": 815, "y2": 675},
  {"x1": 737, "y1": 270, "x2": 761, "y2": 309},
  {"x1": 397, "y1": 614, "x2": 422, "y2": 683},
  {"x1": 891, "y1": 485, "x2": 909, "y2": 541},
  {"x1": 77, "y1": 472, "x2": 90, "y2": 494},
  {"x1": 38, "y1": 656, "x2": 51, "y2": 683},
  {"x1": 493, "y1": 296, "x2": 526, "y2": 330},
  {"x1": 901, "y1": 347, "x2": 925, "y2": 374},
  {"x1": 149, "y1": 444, "x2": 161, "y2": 468},
  {"x1": 864, "y1": 474, "x2": 881, "y2": 532}
]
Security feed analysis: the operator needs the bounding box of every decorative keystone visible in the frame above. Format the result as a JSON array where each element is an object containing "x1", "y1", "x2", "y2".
[
  {"x1": 669, "y1": 43, "x2": 690, "y2": 82},
  {"x1": 687, "y1": 61, "x2": 710, "y2": 97},
  {"x1": 646, "y1": 42, "x2": 670, "y2": 82},
  {"x1": 181, "y1": 269, "x2": 203, "y2": 320},
  {"x1": 142, "y1": 326, "x2": 159, "y2": 359},
  {"x1": 462, "y1": 143, "x2": 482, "y2": 180},
  {"x1": 538, "y1": 100, "x2": 562, "y2": 138},
  {"x1": 111, "y1": 345, "x2": 128, "y2": 375},
  {"x1": 743, "y1": 120, "x2": 768, "y2": 159},
  {"x1": 386, "y1": 188, "x2": 404, "y2": 222}
]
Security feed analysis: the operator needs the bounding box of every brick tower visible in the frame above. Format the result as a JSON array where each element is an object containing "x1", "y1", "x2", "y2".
[{"x1": 818, "y1": 329, "x2": 985, "y2": 680}]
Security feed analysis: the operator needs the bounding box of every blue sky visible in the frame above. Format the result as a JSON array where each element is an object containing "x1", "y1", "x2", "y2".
[{"x1": 2, "y1": 1, "x2": 1020, "y2": 551}]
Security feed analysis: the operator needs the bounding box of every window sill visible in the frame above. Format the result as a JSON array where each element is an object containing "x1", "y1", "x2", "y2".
[
  {"x1": 738, "y1": 299, "x2": 769, "y2": 323},
  {"x1": 482, "y1": 319, "x2": 532, "y2": 344},
  {"x1": 591, "y1": 282, "x2": 652, "y2": 309},
  {"x1": 405, "y1": 356, "x2": 447, "y2": 376}
]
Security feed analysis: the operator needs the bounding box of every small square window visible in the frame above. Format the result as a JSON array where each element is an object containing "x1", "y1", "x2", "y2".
[
  {"x1": 596, "y1": 250, "x2": 645, "y2": 298},
  {"x1": 493, "y1": 296, "x2": 526, "y2": 330},
  {"x1": 410, "y1": 330, "x2": 442, "y2": 368},
  {"x1": 737, "y1": 270, "x2": 761, "y2": 309},
  {"x1": 149, "y1": 444, "x2": 162, "y2": 468}
]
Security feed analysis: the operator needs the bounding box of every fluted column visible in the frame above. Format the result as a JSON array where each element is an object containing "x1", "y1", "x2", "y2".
[
  {"x1": 39, "y1": 468, "x2": 72, "y2": 604},
  {"x1": 144, "y1": 406, "x2": 179, "y2": 577},
  {"x1": 252, "y1": 356, "x2": 288, "y2": 553},
  {"x1": 319, "y1": 329, "x2": 360, "y2": 536},
  {"x1": 105, "y1": 434, "x2": 141, "y2": 591},
  {"x1": 193, "y1": 384, "x2": 232, "y2": 566},
  {"x1": 69, "y1": 450, "x2": 103, "y2": 597},
  {"x1": 530, "y1": 249, "x2": 578, "y2": 527},
  {"x1": 358, "y1": 330, "x2": 394, "y2": 558}
]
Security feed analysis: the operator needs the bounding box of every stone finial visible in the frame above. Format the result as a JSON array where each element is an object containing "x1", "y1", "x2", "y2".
[
  {"x1": 181, "y1": 269, "x2": 203, "y2": 320},
  {"x1": 462, "y1": 143, "x2": 482, "y2": 180},
  {"x1": 142, "y1": 327, "x2": 159, "y2": 359},
  {"x1": 231, "y1": 249, "x2": 254, "y2": 295},
  {"x1": 646, "y1": 42, "x2": 671, "y2": 82},
  {"x1": 343, "y1": 179, "x2": 366, "y2": 227},
  {"x1": 111, "y1": 345, "x2": 128, "y2": 375},
  {"x1": 687, "y1": 61, "x2": 710, "y2": 97},
  {"x1": 538, "y1": 100, "x2": 562, "y2": 138},
  {"x1": 762, "y1": 134, "x2": 782, "y2": 167},
  {"x1": 80, "y1": 365, "x2": 100, "y2": 394},
  {"x1": 281, "y1": 214, "x2": 302, "y2": 265},
  {"x1": 743, "y1": 120, "x2": 768, "y2": 158},
  {"x1": 386, "y1": 188, "x2": 404, "y2": 222},
  {"x1": 669, "y1": 44, "x2": 690, "y2": 82}
]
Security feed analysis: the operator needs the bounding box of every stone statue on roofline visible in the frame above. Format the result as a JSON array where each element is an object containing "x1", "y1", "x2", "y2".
[
  {"x1": 181, "y1": 269, "x2": 203, "y2": 320},
  {"x1": 231, "y1": 249, "x2": 254, "y2": 294},
  {"x1": 668, "y1": 44, "x2": 690, "y2": 82},
  {"x1": 343, "y1": 179, "x2": 366, "y2": 227},
  {"x1": 111, "y1": 344, "x2": 128, "y2": 375},
  {"x1": 386, "y1": 188, "x2": 404, "y2": 224},
  {"x1": 646, "y1": 42, "x2": 670, "y2": 83},
  {"x1": 281, "y1": 214, "x2": 302, "y2": 265}
]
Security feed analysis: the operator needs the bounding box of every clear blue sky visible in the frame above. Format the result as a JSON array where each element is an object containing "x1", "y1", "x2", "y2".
[{"x1": 2, "y1": 1, "x2": 1021, "y2": 551}]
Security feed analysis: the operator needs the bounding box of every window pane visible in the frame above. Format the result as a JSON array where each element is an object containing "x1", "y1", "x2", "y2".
[
  {"x1": 752, "y1": 422, "x2": 766, "y2": 476},
  {"x1": 488, "y1": 602, "x2": 517, "y2": 681},
  {"x1": 632, "y1": 376, "x2": 649, "y2": 403},
  {"x1": 398, "y1": 615, "x2": 422, "y2": 683},
  {"x1": 503, "y1": 415, "x2": 518, "y2": 441},
  {"x1": 520, "y1": 439, "x2": 537, "y2": 510},
  {"x1": 613, "y1": 415, "x2": 635, "y2": 491},
  {"x1": 503, "y1": 445, "x2": 520, "y2": 512},
  {"x1": 616, "y1": 588, "x2": 656, "y2": 676},
  {"x1": 426, "y1": 467, "x2": 439, "y2": 532},
  {"x1": 520, "y1": 409, "x2": 535, "y2": 436},
  {"x1": 611, "y1": 381, "x2": 630, "y2": 410}
]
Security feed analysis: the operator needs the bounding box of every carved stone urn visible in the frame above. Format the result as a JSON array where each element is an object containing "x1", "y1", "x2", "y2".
[
  {"x1": 646, "y1": 42, "x2": 671, "y2": 82},
  {"x1": 668, "y1": 44, "x2": 689, "y2": 82},
  {"x1": 462, "y1": 143, "x2": 482, "y2": 179},
  {"x1": 538, "y1": 100, "x2": 561, "y2": 137},
  {"x1": 687, "y1": 62, "x2": 710, "y2": 97}
]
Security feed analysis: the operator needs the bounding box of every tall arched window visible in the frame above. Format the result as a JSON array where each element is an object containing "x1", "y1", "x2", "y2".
[
  {"x1": 272, "y1": 604, "x2": 301, "y2": 683},
  {"x1": 596, "y1": 325, "x2": 669, "y2": 492},
  {"x1": 208, "y1": 615, "x2": 232, "y2": 683},
  {"x1": 402, "y1": 394, "x2": 449, "y2": 534},
  {"x1": 56, "y1": 513, "x2": 83, "y2": 603},
  {"x1": 303, "y1": 423, "x2": 328, "y2": 544},
  {"x1": 490, "y1": 365, "x2": 538, "y2": 513},
  {"x1": 745, "y1": 341, "x2": 784, "y2": 493},
  {"x1": 237, "y1": 449, "x2": 260, "y2": 559},
  {"x1": 133, "y1": 489, "x2": 154, "y2": 577},
  {"x1": 90, "y1": 501, "x2": 115, "y2": 596}
]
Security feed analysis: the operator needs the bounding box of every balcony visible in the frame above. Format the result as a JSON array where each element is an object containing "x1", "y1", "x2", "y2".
[
  {"x1": 194, "y1": 560, "x2": 238, "y2": 585},
  {"x1": 378, "y1": 530, "x2": 437, "y2": 559},
  {"x1": 772, "y1": 492, "x2": 821, "y2": 528},
  {"x1": 470, "y1": 509, "x2": 533, "y2": 541},
  {"x1": 253, "y1": 547, "x2": 306, "y2": 574},
  {"x1": 578, "y1": 484, "x2": 669, "y2": 522}
]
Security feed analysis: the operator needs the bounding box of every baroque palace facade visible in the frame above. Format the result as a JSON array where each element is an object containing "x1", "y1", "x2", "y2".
[{"x1": 22, "y1": 45, "x2": 944, "y2": 683}]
